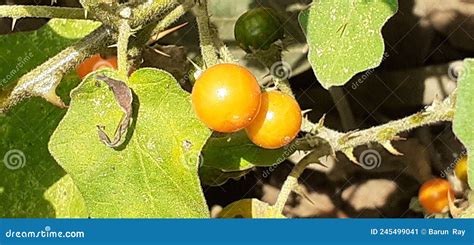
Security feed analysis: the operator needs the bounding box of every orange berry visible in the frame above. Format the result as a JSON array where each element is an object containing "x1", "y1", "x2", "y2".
[
  {"x1": 191, "y1": 63, "x2": 261, "y2": 133},
  {"x1": 418, "y1": 178, "x2": 453, "y2": 214},
  {"x1": 245, "y1": 91, "x2": 302, "y2": 149},
  {"x1": 76, "y1": 54, "x2": 118, "y2": 79}
]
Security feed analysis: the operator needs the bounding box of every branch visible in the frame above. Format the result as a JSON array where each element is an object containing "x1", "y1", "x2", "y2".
[
  {"x1": 298, "y1": 92, "x2": 457, "y2": 156},
  {"x1": 79, "y1": 0, "x2": 121, "y2": 27},
  {"x1": 129, "y1": 0, "x2": 178, "y2": 29},
  {"x1": 0, "y1": 5, "x2": 89, "y2": 19},
  {"x1": 272, "y1": 145, "x2": 331, "y2": 215},
  {"x1": 194, "y1": 0, "x2": 219, "y2": 67},
  {"x1": 117, "y1": 20, "x2": 132, "y2": 79},
  {"x1": 1, "y1": 0, "x2": 182, "y2": 113},
  {"x1": 0, "y1": 25, "x2": 115, "y2": 113},
  {"x1": 130, "y1": 0, "x2": 194, "y2": 54},
  {"x1": 273, "y1": 93, "x2": 457, "y2": 215}
]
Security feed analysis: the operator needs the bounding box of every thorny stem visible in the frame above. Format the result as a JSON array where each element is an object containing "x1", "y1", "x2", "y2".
[
  {"x1": 209, "y1": 25, "x2": 236, "y2": 63},
  {"x1": 0, "y1": 5, "x2": 89, "y2": 20},
  {"x1": 272, "y1": 145, "x2": 331, "y2": 215},
  {"x1": 274, "y1": 92, "x2": 457, "y2": 216},
  {"x1": 129, "y1": 0, "x2": 177, "y2": 29},
  {"x1": 194, "y1": 0, "x2": 219, "y2": 67},
  {"x1": 1, "y1": 1, "x2": 180, "y2": 113},
  {"x1": 304, "y1": 92, "x2": 457, "y2": 152},
  {"x1": 117, "y1": 20, "x2": 132, "y2": 79},
  {"x1": 272, "y1": 161, "x2": 310, "y2": 215},
  {"x1": 79, "y1": 0, "x2": 121, "y2": 27},
  {"x1": 1, "y1": 25, "x2": 114, "y2": 113},
  {"x1": 131, "y1": 0, "x2": 194, "y2": 52}
]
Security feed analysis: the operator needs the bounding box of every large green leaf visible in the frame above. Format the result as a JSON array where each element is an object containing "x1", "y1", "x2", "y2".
[
  {"x1": 202, "y1": 132, "x2": 289, "y2": 172},
  {"x1": 49, "y1": 68, "x2": 212, "y2": 218},
  {"x1": 299, "y1": 0, "x2": 398, "y2": 89},
  {"x1": 453, "y1": 59, "x2": 474, "y2": 188},
  {"x1": 200, "y1": 132, "x2": 293, "y2": 186},
  {"x1": 0, "y1": 19, "x2": 100, "y2": 110},
  {"x1": 0, "y1": 73, "x2": 87, "y2": 218}
]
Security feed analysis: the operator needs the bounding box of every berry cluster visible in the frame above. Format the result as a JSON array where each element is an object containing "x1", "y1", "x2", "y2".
[{"x1": 192, "y1": 63, "x2": 302, "y2": 149}]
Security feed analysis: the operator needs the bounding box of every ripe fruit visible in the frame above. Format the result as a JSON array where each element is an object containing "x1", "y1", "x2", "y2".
[
  {"x1": 191, "y1": 63, "x2": 261, "y2": 133},
  {"x1": 76, "y1": 54, "x2": 118, "y2": 79},
  {"x1": 234, "y1": 7, "x2": 284, "y2": 52},
  {"x1": 455, "y1": 156, "x2": 468, "y2": 183},
  {"x1": 245, "y1": 91, "x2": 302, "y2": 149},
  {"x1": 418, "y1": 178, "x2": 454, "y2": 214}
]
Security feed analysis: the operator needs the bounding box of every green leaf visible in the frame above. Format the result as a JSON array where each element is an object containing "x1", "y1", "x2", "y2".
[
  {"x1": 453, "y1": 58, "x2": 474, "y2": 188},
  {"x1": 299, "y1": 0, "x2": 398, "y2": 89},
  {"x1": 0, "y1": 74, "x2": 87, "y2": 218},
  {"x1": 202, "y1": 132, "x2": 290, "y2": 171},
  {"x1": 199, "y1": 166, "x2": 252, "y2": 187},
  {"x1": 200, "y1": 132, "x2": 295, "y2": 186},
  {"x1": 49, "y1": 68, "x2": 212, "y2": 218},
  {"x1": 0, "y1": 19, "x2": 100, "y2": 110}
]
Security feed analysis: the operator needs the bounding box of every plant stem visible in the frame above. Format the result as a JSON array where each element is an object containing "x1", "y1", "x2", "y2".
[
  {"x1": 117, "y1": 21, "x2": 132, "y2": 79},
  {"x1": 79, "y1": 0, "x2": 121, "y2": 27},
  {"x1": 194, "y1": 0, "x2": 219, "y2": 67},
  {"x1": 132, "y1": 0, "x2": 193, "y2": 49},
  {"x1": 328, "y1": 86, "x2": 356, "y2": 131},
  {"x1": 298, "y1": 92, "x2": 457, "y2": 152},
  {"x1": 129, "y1": 0, "x2": 177, "y2": 29},
  {"x1": 2, "y1": 25, "x2": 114, "y2": 113},
  {"x1": 209, "y1": 25, "x2": 236, "y2": 63},
  {"x1": 272, "y1": 146, "x2": 331, "y2": 215},
  {"x1": 251, "y1": 45, "x2": 295, "y2": 97},
  {"x1": 0, "y1": 5, "x2": 88, "y2": 19},
  {"x1": 272, "y1": 161, "x2": 309, "y2": 215}
]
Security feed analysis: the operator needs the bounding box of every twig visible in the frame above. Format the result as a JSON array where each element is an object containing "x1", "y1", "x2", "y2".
[
  {"x1": 298, "y1": 92, "x2": 457, "y2": 153},
  {"x1": 250, "y1": 45, "x2": 295, "y2": 97},
  {"x1": 194, "y1": 0, "x2": 219, "y2": 67},
  {"x1": 209, "y1": 25, "x2": 236, "y2": 63},
  {"x1": 328, "y1": 86, "x2": 356, "y2": 131},
  {"x1": 274, "y1": 93, "x2": 457, "y2": 215},
  {"x1": 79, "y1": 0, "x2": 121, "y2": 27},
  {"x1": 117, "y1": 20, "x2": 132, "y2": 79},
  {"x1": 272, "y1": 146, "x2": 331, "y2": 215},
  {"x1": 131, "y1": 0, "x2": 194, "y2": 51},
  {"x1": 0, "y1": 5, "x2": 88, "y2": 20},
  {"x1": 1, "y1": 25, "x2": 115, "y2": 113},
  {"x1": 129, "y1": 0, "x2": 178, "y2": 29}
]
